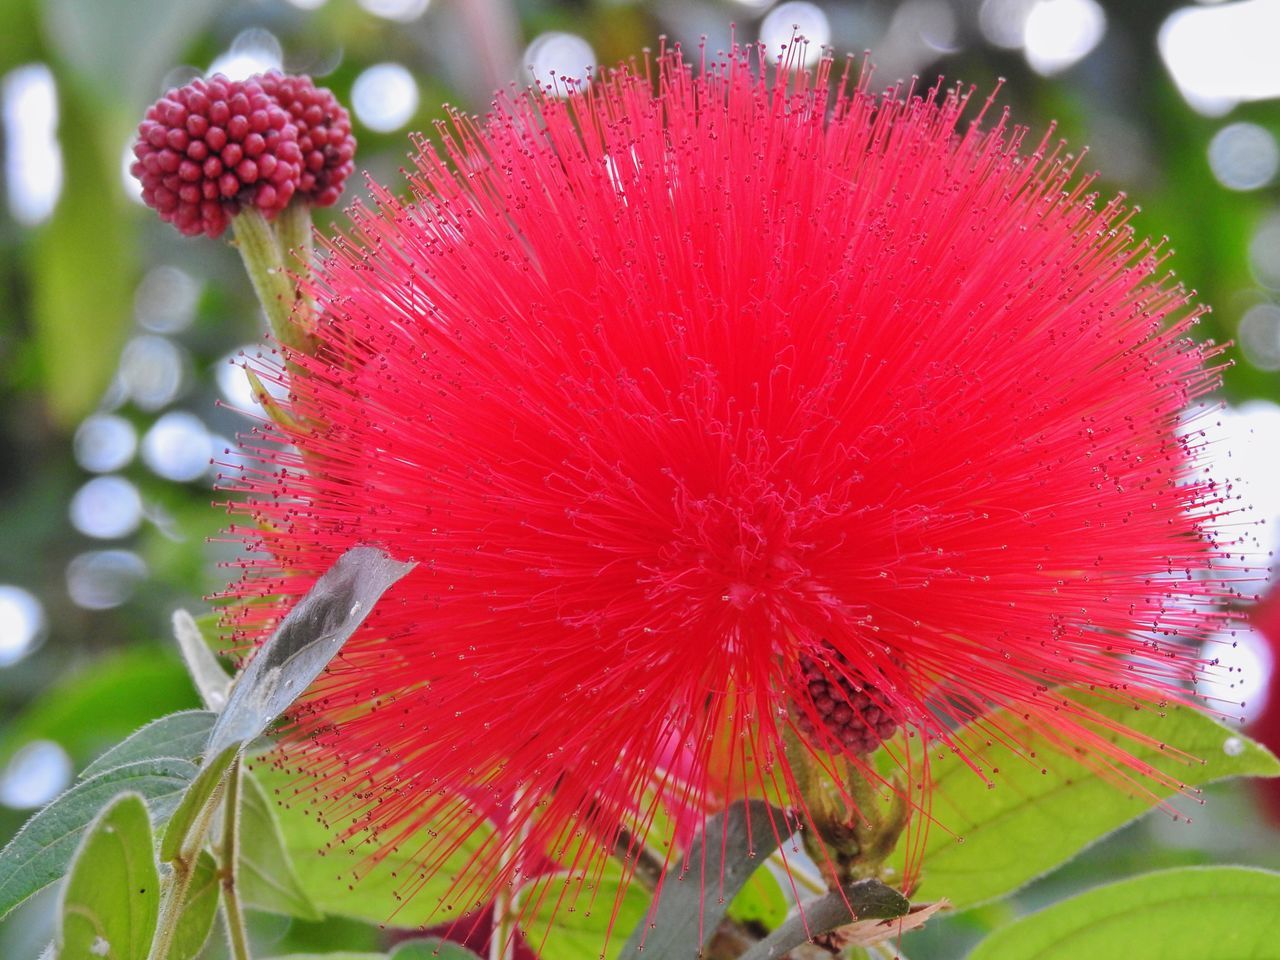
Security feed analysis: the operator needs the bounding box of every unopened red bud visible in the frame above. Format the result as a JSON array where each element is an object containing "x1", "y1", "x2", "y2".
[
  {"x1": 254, "y1": 71, "x2": 357, "y2": 207},
  {"x1": 131, "y1": 74, "x2": 303, "y2": 237}
]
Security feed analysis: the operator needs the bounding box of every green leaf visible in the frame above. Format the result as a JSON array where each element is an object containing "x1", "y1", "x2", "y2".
[
  {"x1": 617, "y1": 800, "x2": 785, "y2": 960},
  {"x1": 0, "y1": 758, "x2": 196, "y2": 921},
  {"x1": 520, "y1": 860, "x2": 651, "y2": 960},
  {"x1": 889, "y1": 699, "x2": 1280, "y2": 911},
  {"x1": 160, "y1": 746, "x2": 237, "y2": 863},
  {"x1": 57, "y1": 793, "x2": 158, "y2": 960},
  {"x1": 238, "y1": 770, "x2": 322, "y2": 921},
  {"x1": 727, "y1": 865, "x2": 788, "y2": 929},
  {"x1": 252, "y1": 764, "x2": 495, "y2": 926},
  {"x1": 167, "y1": 851, "x2": 219, "y2": 960},
  {"x1": 967, "y1": 867, "x2": 1280, "y2": 960},
  {"x1": 81, "y1": 712, "x2": 217, "y2": 780},
  {"x1": 205, "y1": 547, "x2": 415, "y2": 758},
  {"x1": 0, "y1": 647, "x2": 198, "y2": 773}
]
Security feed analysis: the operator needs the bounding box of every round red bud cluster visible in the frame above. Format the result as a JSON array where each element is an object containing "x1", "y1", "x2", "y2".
[
  {"x1": 131, "y1": 73, "x2": 356, "y2": 239},
  {"x1": 256, "y1": 72, "x2": 356, "y2": 207}
]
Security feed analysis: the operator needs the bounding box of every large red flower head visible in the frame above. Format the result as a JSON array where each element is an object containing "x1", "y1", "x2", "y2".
[{"x1": 225, "y1": 44, "x2": 1237, "y2": 928}]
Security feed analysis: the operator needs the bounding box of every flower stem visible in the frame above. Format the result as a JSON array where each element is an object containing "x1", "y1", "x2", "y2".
[
  {"x1": 147, "y1": 857, "x2": 196, "y2": 960},
  {"x1": 275, "y1": 201, "x2": 317, "y2": 322},
  {"x1": 219, "y1": 757, "x2": 253, "y2": 960},
  {"x1": 231, "y1": 207, "x2": 312, "y2": 355}
]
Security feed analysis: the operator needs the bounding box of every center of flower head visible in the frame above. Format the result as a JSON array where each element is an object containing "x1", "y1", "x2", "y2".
[{"x1": 795, "y1": 644, "x2": 900, "y2": 755}]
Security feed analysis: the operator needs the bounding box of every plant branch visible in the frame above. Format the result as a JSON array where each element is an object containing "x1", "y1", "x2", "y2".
[{"x1": 219, "y1": 757, "x2": 252, "y2": 960}]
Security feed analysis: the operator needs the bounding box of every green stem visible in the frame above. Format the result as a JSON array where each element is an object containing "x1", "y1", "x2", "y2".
[
  {"x1": 275, "y1": 201, "x2": 317, "y2": 325},
  {"x1": 147, "y1": 858, "x2": 196, "y2": 960},
  {"x1": 231, "y1": 207, "x2": 312, "y2": 354},
  {"x1": 219, "y1": 758, "x2": 253, "y2": 960}
]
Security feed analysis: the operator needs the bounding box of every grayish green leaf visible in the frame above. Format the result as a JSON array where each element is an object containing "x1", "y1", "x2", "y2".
[
  {"x1": 57, "y1": 793, "x2": 158, "y2": 960},
  {"x1": 0, "y1": 758, "x2": 196, "y2": 921},
  {"x1": 172, "y1": 611, "x2": 232, "y2": 712},
  {"x1": 618, "y1": 800, "x2": 786, "y2": 960},
  {"x1": 967, "y1": 867, "x2": 1280, "y2": 960},
  {"x1": 205, "y1": 547, "x2": 415, "y2": 758},
  {"x1": 738, "y1": 879, "x2": 910, "y2": 960},
  {"x1": 81, "y1": 712, "x2": 217, "y2": 780}
]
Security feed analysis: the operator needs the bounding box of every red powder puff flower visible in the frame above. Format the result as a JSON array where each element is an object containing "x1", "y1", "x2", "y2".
[
  {"x1": 255, "y1": 72, "x2": 357, "y2": 207},
  {"x1": 223, "y1": 44, "x2": 1238, "y2": 934},
  {"x1": 132, "y1": 75, "x2": 303, "y2": 238}
]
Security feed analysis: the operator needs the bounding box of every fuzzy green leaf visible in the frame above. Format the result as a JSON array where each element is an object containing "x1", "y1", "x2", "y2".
[
  {"x1": 0, "y1": 758, "x2": 196, "y2": 921},
  {"x1": 57, "y1": 793, "x2": 158, "y2": 960},
  {"x1": 81, "y1": 712, "x2": 217, "y2": 780},
  {"x1": 889, "y1": 698, "x2": 1280, "y2": 911},
  {"x1": 159, "y1": 746, "x2": 237, "y2": 863},
  {"x1": 238, "y1": 770, "x2": 322, "y2": 920},
  {"x1": 967, "y1": 867, "x2": 1280, "y2": 960}
]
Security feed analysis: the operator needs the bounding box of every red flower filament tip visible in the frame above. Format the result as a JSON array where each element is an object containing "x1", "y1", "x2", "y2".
[
  {"x1": 222, "y1": 43, "x2": 1249, "y2": 935},
  {"x1": 254, "y1": 72, "x2": 357, "y2": 207},
  {"x1": 132, "y1": 75, "x2": 303, "y2": 238}
]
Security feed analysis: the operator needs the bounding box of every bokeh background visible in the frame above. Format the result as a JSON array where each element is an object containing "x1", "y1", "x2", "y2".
[{"x1": 1, "y1": 0, "x2": 1279, "y2": 957}]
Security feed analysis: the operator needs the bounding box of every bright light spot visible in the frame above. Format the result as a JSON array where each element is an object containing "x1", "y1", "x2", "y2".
[
  {"x1": 2, "y1": 63, "x2": 63, "y2": 225},
  {"x1": 1249, "y1": 214, "x2": 1280, "y2": 290},
  {"x1": 1208, "y1": 122, "x2": 1279, "y2": 191},
  {"x1": 208, "y1": 28, "x2": 284, "y2": 81},
  {"x1": 0, "y1": 741, "x2": 71, "y2": 809},
  {"x1": 1197, "y1": 400, "x2": 1280, "y2": 576},
  {"x1": 286, "y1": 0, "x2": 328, "y2": 7},
  {"x1": 1023, "y1": 0, "x2": 1106, "y2": 75},
  {"x1": 66, "y1": 550, "x2": 148, "y2": 610},
  {"x1": 135, "y1": 266, "x2": 201, "y2": 334},
  {"x1": 727, "y1": 0, "x2": 775, "y2": 8},
  {"x1": 759, "y1": 2, "x2": 832, "y2": 66},
  {"x1": 978, "y1": 0, "x2": 1038, "y2": 48},
  {"x1": 1223, "y1": 736, "x2": 1245, "y2": 757},
  {"x1": 119, "y1": 335, "x2": 187, "y2": 411},
  {"x1": 74, "y1": 414, "x2": 138, "y2": 473},
  {"x1": 351, "y1": 63, "x2": 419, "y2": 133},
  {"x1": 1159, "y1": 1, "x2": 1280, "y2": 115},
  {"x1": 1205, "y1": 624, "x2": 1274, "y2": 723},
  {"x1": 69, "y1": 476, "x2": 143, "y2": 540},
  {"x1": 0, "y1": 586, "x2": 45, "y2": 667},
  {"x1": 142, "y1": 412, "x2": 212, "y2": 483},
  {"x1": 358, "y1": 0, "x2": 429, "y2": 22},
  {"x1": 121, "y1": 139, "x2": 144, "y2": 204},
  {"x1": 1240, "y1": 303, "x2": 1280, "y2": 371},
  {"x1": 524, "y1": 33, "x2": 598, "y2": 92},
  {"x1": 216, "y1": 347, "x2": 287, "y2": 411}
]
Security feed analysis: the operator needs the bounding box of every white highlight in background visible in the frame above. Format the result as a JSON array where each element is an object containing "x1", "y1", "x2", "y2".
[
  {"x1": 351, "y1": 64, "x2": 419, "y2": 132},
  {"x1": 524, "y1": 33, "x2": 598, "y2": 92},
  {"x1": 0, "y1": 586, "x2": 45, "y2": 667},
  {"x1": 1159, "y1": 0, "x2": 1280, "y2": 115},
  {"x1": 2, "y1": 64, "x2": 63, "y2": 225},
  {"x1": 759, "y1": 3, "x2": 832, "y2": 67},
  {"x1": 1023, "y1": 0, "x2": 1106, "y2": 75}
]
